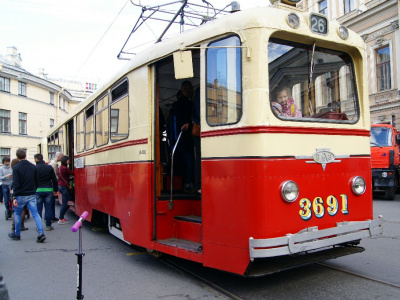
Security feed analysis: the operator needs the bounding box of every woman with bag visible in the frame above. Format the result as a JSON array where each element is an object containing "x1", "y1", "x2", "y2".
[{"x1": 57, "y1": 156, "x2": 74, "y2": 224}]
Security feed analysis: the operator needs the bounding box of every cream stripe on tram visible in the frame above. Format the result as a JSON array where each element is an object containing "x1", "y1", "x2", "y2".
[{"x1": 201, "y1": 133, "x2": 370, "y2": 159}]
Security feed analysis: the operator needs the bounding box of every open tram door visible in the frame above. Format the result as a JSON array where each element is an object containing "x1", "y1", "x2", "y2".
[
  {"x1": 153, "y1": 49, "x2": 203, "y2": 254},
  {"x1": 65, "y1": 119, "x2": 74, "y2": 168}
]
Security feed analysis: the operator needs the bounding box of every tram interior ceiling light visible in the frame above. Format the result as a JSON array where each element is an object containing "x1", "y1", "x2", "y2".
[
  {"x1": 338, "y1": 26, "x2": 349, "y2": 40},
  {"x1": 287, "y1": 13, "x2": 300, "y2": 29},
  {"x1": 351, "y1": 176, "x2": 366, "y2": 195},
  {"x1": 281, "y1": 180, "x2": 299, "y2": 202}
]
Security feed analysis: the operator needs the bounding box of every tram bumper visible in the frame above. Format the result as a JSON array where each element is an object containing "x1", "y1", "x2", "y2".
[{"x1": 249, "y1": 216, "x2": 383, "y2": 260}]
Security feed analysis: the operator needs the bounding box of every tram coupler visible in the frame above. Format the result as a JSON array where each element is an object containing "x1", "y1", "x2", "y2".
[{"x1": 71, "y1": 211, "x2": 89, "y2": 300}]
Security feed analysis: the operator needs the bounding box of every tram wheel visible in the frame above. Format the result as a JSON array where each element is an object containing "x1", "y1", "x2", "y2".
[
  {"x1": 146, "y1": 249, "x2": 163, "y2": 258},
  {"x1": 384, "y1": 186, "x2": 395, "y2": 200}
]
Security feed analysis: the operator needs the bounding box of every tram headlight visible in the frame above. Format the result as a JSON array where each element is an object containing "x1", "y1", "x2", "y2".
[
  {"x1": 351, "y1": 176, "x2": 366, "y2": 195},
  {"x1": 338, "y1": 25, "x2": 349, "y2": 40},
  {"x1": 287, "y1": 13, "x2": 300, "y2": 29},
  {"x1": 381, "y1": 172, "x2": 388, "y2": 178},
  {"x1": 281, "y1": 181, "x2": 299, "y2": 203}
]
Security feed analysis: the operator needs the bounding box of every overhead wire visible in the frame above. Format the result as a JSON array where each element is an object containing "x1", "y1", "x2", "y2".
[{"x1": 65, "y1": 0, "x2": 130, "y2": 89}]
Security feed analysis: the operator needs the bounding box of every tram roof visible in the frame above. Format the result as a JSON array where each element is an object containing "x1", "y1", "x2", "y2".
[{"x1": 48, "y1": 5, "x2": 365, "y2": 135}]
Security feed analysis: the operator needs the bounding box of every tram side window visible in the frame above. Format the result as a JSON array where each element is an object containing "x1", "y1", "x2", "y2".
[
  {"x1": 54, "y1": 131, "x2": 62, "y2": 154},
  {"x1": 48, "y1": 132, "x2": 62, "y2": 160},
  {"x1": 206, "y1": 36, "x2": 242, "y2": 126},
  {"x1": 96, "y1": 95, "x2": 109, "y2": 147},
  {"x1": 48, "y1": 136, "x2": 55, "y2": 160},
  {"x1": 110, "y1": 80, "x2": 129, "y2": 142},
  {"x1": 76, "y1": 111, "x2": 85, "y2": 153},
  {"x1": 268, "y1": 38, "x2": 359, "y2": 123},
  {"x1": 85, "y1": 105, "x2": 95, "y2": 150},
  {"x1": 58, "y1": 127, "x2": 64, "y2": 155}
]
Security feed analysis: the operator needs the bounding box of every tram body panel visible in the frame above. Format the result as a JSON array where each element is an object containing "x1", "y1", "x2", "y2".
[
  {"x1": 74, "y1": 160, "x2": 153, "y2": 248},
  {"x1": 201, "y1": 131, "x2": 372, "y2": 274},
  {"x1": 202, "y1": 157, "x2": 372, "y2": 274}
]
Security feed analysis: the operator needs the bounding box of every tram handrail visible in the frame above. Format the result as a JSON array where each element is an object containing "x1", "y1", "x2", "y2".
[{"x1": 169, "y1": 131, "x2": 183, "y2": 210}]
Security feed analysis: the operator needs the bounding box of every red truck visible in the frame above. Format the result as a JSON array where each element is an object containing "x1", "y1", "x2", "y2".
[{"x1": 370, "y1": 123, "x2": 400, "y2": 200}]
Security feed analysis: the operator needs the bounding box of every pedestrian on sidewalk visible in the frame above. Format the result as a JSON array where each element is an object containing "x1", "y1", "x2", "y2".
[
  {"x1": 0, "y1": 157, "x2": 12, "y2": 219},
  {"x1": 57, "y1": 155, "x2": 74, "y2": 225},
  {"x1": 49, "y1": 152, "x2": 63, "y2": 222},
  {"x1": 8, "y1": 149, "x2": 46, "y2": 243},
  {"x1": 34, "y1": 153, "x2": 58, "y2": 231},
  {"x1": 10, "y1": 158, "x2": 28, "y2": 232}
]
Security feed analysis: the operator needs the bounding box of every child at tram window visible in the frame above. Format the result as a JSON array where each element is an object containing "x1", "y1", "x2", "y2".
[{"x1": 274, "y1": 86, "x2": 302, "y2": 118}]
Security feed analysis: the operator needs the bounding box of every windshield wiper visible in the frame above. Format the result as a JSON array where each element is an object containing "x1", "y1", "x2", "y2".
[{"x1": 307, "y1": 42, "x2": 316, "y2": 116}]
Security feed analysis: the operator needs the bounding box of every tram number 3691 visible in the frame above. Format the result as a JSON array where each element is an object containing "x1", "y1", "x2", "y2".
[{"x1": 299, "y1": 194, "x2": 349, "y2": 220}]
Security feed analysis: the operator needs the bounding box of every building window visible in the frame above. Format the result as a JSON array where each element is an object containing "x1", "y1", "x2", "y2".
[
  {"x1": 0, "y1": 77, "x2": 10, "y2": 92},
  {"x1": 50, "y1": 92, "x2": 55, "y2": 105},
  {"x1": 0, "y1": 148, "x2": 10, "y2": 161},
  {"x1": 344, "y1": 0, "x2": 355, "y2": 14},
  {"x1": 18, "y1": 82, "x2": 27, "y2": 96},
  {"x1": 0, "y1": 109, "x2": 11, "y2": 133},
  {"x1": 50, "y1": 118, "x2": 54, "y2": 128},
  {"x1": 19, "y1": 112, "x2": 27, "y2": 135},
  {"x1": 376, "y1": 46, "x2": 391, "y2": 91},
  {"x1": 319, "y1": 0, "x2": 328, "y2": 15}
]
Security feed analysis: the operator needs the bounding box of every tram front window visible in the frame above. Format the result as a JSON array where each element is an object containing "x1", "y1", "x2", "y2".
[{"x1": 268, "y1": 38, "x2": 359, "y2": 123}]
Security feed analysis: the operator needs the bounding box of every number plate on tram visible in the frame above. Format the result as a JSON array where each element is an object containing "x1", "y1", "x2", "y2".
[
  {"x1": 299, "y1": 194, "x2": 348, "y2": 220},
  {"x1": 310, "y1": 13, "x2": 328, "y2": 35}
]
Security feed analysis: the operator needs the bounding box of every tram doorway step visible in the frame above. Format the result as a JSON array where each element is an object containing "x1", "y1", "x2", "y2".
[
  {"x1": 174, "y1": 215, "x2": 202, "y2": 244},
  {"x1": 158, "y1": 238, "x2": 202, "y2": 252},
  {"x1": 174, "y1": 215, "x2": 202, "y2": 223}
]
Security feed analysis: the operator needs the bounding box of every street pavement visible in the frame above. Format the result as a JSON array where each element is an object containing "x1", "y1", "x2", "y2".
[{"x1": 0, "y1": 203, "x2": 226, "y2": 300}]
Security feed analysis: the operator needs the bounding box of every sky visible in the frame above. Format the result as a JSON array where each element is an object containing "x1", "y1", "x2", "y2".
[{"x1": 0, "y1": 0, "x2": 268, "y2": 88}]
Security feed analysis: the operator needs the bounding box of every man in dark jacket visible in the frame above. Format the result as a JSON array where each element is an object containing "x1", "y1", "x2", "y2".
[
  {"x1": 169, "y1": 81, "x2": 195, "y2": 193},
  {"x1": 8, "y1": 149, "x2": 46, "y2": 243},
  {"x1": 34, "y1": 153, "x2": 58, "y2": 231}
]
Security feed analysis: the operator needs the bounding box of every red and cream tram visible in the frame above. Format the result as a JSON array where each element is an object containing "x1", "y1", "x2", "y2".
[{"x1": 45, "y1": 2, "x2": 382, "y2": 276}]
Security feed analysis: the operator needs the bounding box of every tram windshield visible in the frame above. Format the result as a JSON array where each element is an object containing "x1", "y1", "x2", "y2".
[
  {"x1": 268, "y1": 38, "x2": 359, "y2": 123},
  {"x1": 370, "y1": 127, "x2": 393, "y2": 147}
]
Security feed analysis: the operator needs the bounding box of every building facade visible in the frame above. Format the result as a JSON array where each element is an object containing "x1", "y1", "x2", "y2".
[
  {"x1": 0, "y1": 46, "x2": 78, "y2": 161},
  {"x1": 307, "y1": 0, "x2": 400, "y2": 128}
]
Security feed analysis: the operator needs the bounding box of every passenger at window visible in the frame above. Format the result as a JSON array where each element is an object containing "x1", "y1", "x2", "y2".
[{"x1": 274, "y1": 87, "x2": 302, "y2": 118}]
